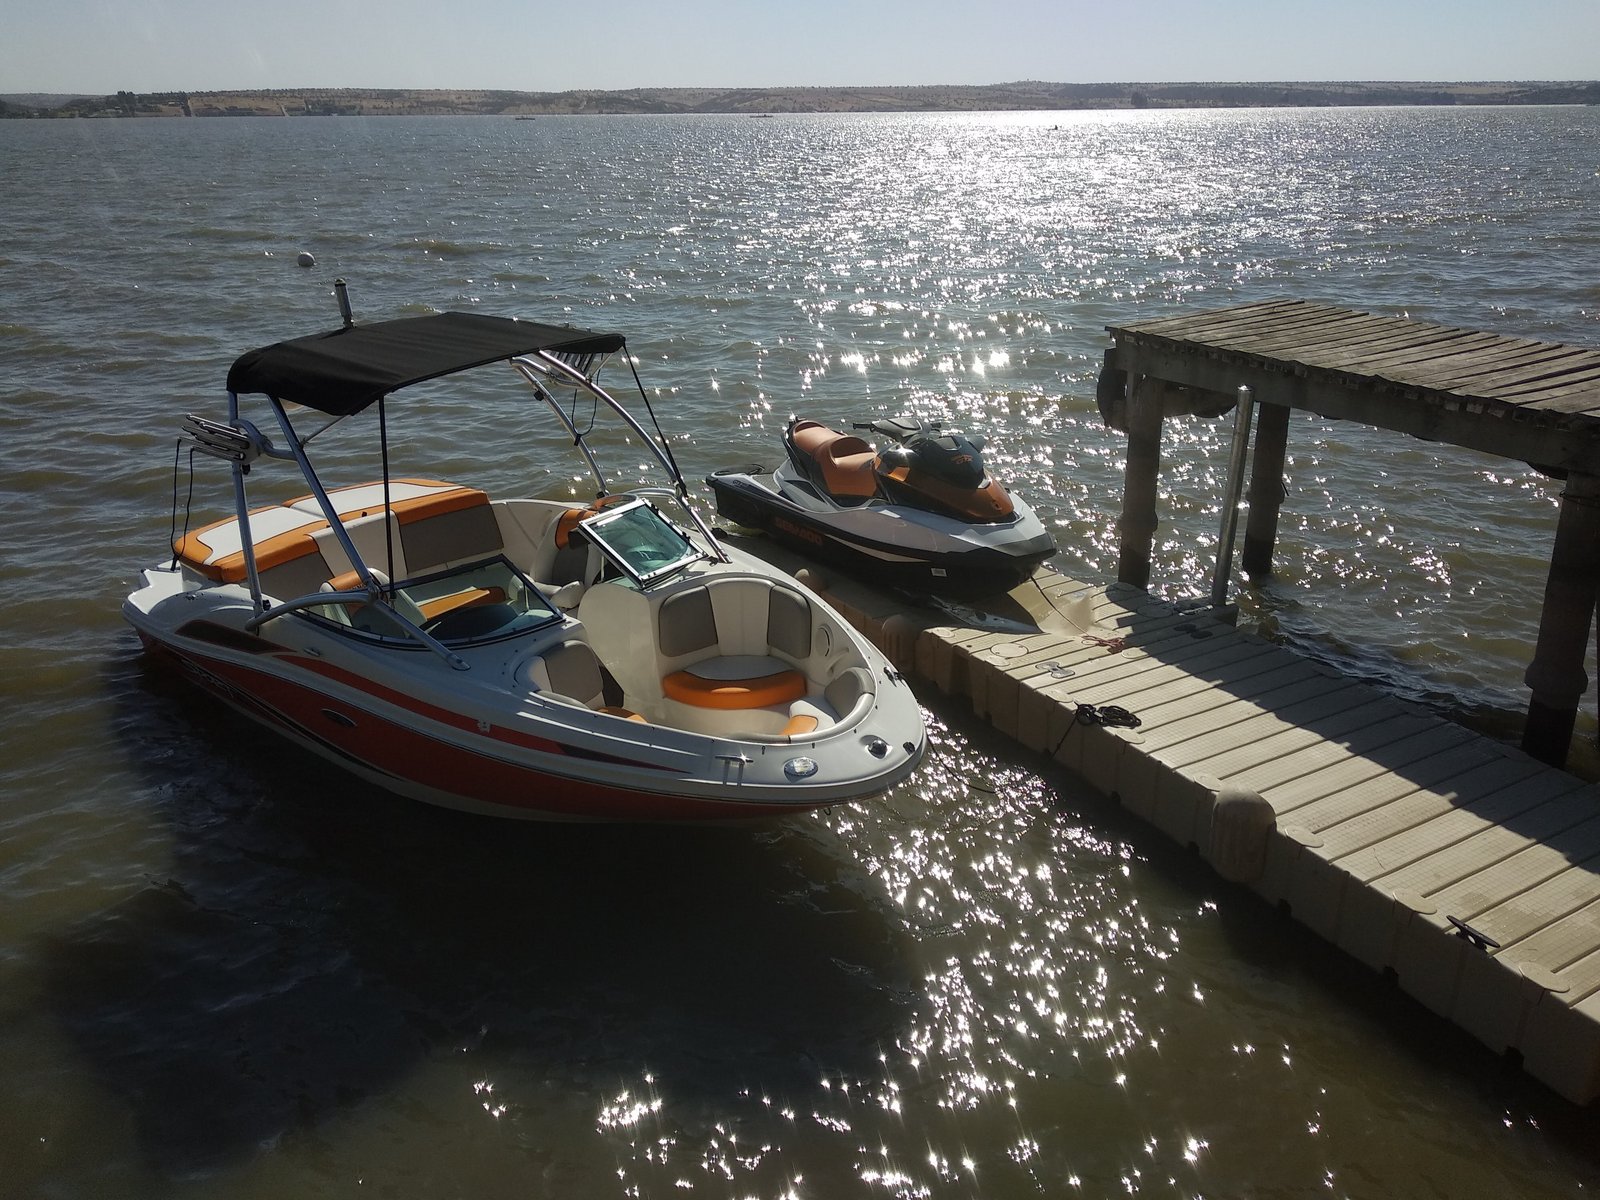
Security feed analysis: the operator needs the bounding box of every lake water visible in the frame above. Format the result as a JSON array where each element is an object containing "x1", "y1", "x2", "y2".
[{"x1": 3, "y1": 107, "x2": 1600, "y2": 1197}]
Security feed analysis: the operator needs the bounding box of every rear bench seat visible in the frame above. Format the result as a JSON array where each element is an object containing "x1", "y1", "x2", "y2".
[
  {"x1": 172, "y1": 505, "x2": 332, "y2": 599},
  {"x1": 299, "y1": 479, "x2": 502, "y2": 581},
  {"x1": 175, "y1": 479, "x2": 504, "y2": 606}
]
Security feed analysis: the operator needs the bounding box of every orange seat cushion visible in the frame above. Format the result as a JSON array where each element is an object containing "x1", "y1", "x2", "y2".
[{"x1": 662, "y1": 666, "x2": 807, "y2": 710}]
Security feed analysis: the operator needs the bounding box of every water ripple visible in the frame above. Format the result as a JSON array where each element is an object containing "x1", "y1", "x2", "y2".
[{"x1": 2, "y1": 108, "x2": 1599, "y2": 1196}]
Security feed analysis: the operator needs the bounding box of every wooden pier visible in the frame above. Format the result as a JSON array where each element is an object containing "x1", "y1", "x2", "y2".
[
  {"x1": 1099, "y1": 299, "x2": 1600, "y2": 768},
  {"x1": 730, "y1": 300, "x2": 1600, "y2": 1103}
]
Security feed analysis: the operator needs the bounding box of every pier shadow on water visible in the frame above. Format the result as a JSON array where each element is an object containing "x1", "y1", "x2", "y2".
[{"x1": 47, "y1": 660, "x2": 919, "y2": 1178}]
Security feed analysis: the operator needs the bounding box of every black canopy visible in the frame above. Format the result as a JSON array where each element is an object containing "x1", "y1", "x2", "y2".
[{"x1": 225, "y1": 311, "x2": 627, "y2": 415}]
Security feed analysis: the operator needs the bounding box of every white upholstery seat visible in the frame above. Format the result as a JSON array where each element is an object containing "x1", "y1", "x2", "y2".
[{"x1": 527, "y1": 639, "x2": 644, "y2": 721}]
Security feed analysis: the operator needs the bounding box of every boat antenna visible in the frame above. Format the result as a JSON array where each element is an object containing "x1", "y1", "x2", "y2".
[
  {"x1": 334, "y1": 277, "x2": 354, "y2": 328},
  {"x1": 626, "y1": 351, "x2": 686, "y2": 493}
]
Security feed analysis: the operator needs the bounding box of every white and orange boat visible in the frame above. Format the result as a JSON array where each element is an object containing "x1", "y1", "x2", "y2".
[{"x1": 123, "y1": 291, "x2": 925, "y2": 821}]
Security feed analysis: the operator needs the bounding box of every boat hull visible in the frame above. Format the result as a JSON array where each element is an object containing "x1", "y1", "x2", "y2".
[
  {"x1": 134, "y1": 632, "x2": 910, "y2": 823},
  {"x1": 707, "y1": 469, "x2": 1055, "y2": 600},
  {"x1": 125, "y1": 581, "x2": 924, "y2": 824}
]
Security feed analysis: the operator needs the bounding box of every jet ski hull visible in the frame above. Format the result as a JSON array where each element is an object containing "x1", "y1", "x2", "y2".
[{"x1": 707, "y1": 468, "x2": 1055, "y2": 600}]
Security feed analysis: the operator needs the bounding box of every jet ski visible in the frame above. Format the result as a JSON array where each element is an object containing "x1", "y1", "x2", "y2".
[{"x1": 707, "y1": 415, "x2": 1056, "y2": 599}]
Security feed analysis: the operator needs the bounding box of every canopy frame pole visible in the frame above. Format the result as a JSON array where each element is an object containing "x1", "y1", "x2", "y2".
[{"x1": 266, "y1": 398, "x2": 378, "y2": 594}]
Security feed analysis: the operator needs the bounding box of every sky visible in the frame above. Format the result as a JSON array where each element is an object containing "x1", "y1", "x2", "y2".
[{"x1": 2, "y1": 0, "x2": 1597, "y2": 95}]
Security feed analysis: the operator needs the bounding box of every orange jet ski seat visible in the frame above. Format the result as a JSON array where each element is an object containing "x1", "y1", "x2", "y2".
[{"x1": 789, "y1": 420, "x2": 880, "y2": 501}]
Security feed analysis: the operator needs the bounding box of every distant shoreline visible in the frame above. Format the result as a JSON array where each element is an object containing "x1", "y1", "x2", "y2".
[{"x1": 5, "y1": 80, "x2": 1599, "y2": 119}]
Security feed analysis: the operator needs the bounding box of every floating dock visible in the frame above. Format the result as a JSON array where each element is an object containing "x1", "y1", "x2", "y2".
[
  {"x1": 790, "y1": 559, "x2": 1600, "y2": 1105},
  {"x1": 732, "y1": 299, "x2": 1600, "y2": 1104}
]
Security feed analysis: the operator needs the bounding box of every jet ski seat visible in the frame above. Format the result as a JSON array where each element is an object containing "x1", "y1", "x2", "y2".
[{"x1": 789, "y1": 420, "x2": 879, "y2": 502}]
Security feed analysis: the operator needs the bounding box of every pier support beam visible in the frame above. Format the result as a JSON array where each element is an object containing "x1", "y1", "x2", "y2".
[
  {"x1": 1523, "y1": 470, "x2": 1600, "y2": 767},
  {"x1": 1242, "y1": 402, "x2": 1290, "y2": 579},
  {"x1": 1116, "y1": 375, "x2": 1164, "y2": 589}
]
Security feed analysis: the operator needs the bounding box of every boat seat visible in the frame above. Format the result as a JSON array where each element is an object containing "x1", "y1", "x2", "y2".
[
  {"x1": 173, "y1": 505, "x2": 331, "y2": 588},
  {"x1": 303, "y1": 480, "x2": 505, "y2": 581},
  {"x1": 662, "y1": 654, "x2": 807, "y2": 710},
  {"x1": 655, "y1": 578, "x2": 812, "y2": 710},
  {"x1": 519, "y1": 505, "x2": 601, "y2": 610},
  {"x1": 317, "y1": 569, "x2": 430, "y2": 635},
  {"x1": 782, "y1": 667, "x2": 874, "y2": 736},
  {"x1": 791, "y1": 420, "x2": 879, "y2": 500},
  {"x1": 415, "y1": 585, "x2": 507, "y2": 622},
  {"x1": 527, "y1": 638, "x2": 643, "y2": 721}
]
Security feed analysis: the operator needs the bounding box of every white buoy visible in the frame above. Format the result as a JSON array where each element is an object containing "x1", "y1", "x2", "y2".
[{"x1": 296, "y1": 251, "x2": 315, "y2": 268}]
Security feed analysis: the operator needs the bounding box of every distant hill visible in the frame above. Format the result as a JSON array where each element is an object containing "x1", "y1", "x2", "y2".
[{"x1": 5, "y1": 80, "x2": 1599, "y2": 119}]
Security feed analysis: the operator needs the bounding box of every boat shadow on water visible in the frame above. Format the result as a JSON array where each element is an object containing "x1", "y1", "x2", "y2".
[{"x1": 46, "y1": 655, "x2": 922, "y2": 1177}]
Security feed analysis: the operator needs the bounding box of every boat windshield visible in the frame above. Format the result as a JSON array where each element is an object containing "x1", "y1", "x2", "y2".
[
  {"x1": 579, "y1": 500, "x2": 704, "y2": 589},
  {"x1": 313, "y1": 557, "x2": 564, "y2": 645}
]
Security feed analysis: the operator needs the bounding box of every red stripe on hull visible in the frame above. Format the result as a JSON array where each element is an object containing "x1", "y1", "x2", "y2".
[{"x1": 150, "y1": 642, "x2": 815, "y2": 822}]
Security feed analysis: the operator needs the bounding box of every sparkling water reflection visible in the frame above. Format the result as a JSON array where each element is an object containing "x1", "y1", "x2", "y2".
[{"x1": 3, "y1": 108, "x2": 1600, "y2": 1195}]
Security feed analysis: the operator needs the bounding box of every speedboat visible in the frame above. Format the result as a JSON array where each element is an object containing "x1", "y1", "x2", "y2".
[
  {"x1": 706, "y1": 415, "x2": 1057, "y2": 599},
  {"x1": 123, "y1": 290, "x2": 926, "y2": 822}
]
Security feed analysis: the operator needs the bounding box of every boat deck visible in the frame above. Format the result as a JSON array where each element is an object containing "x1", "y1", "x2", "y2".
[{"x1": 757, "y1": 543, "x2": 1600, "y2": 1105}]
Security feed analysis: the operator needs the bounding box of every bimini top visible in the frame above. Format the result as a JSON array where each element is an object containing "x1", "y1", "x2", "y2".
[{"x1": 225, "y1": 311, "x2": 627, "y2": 416}]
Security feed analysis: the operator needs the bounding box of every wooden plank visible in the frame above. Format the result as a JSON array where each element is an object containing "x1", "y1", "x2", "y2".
[
  {"x1": 1112, "y1": 302, "x2": 1600, "y2": 427},
  {"x1": 1110, "y1": 335, "x2": 1600, "y2": 473},
  {"x1": 1406, "y1": 344, "x2": 1600, "y2": 390},
  {"x1": 1428, "y1": 352, "x2": 1600, "y2": 397},
  {"x1": 1313, "y1": 331, "x2": 1511, "y2": 376},
  {"x1": 1232, "y1": 317, "x2": 1476, "y2": 362},
  {"x1": 1212, "y1": 309, "x2": 1396, "y2": 350},
  {"x1": 1175, "y1": 318, "x2": 1460, "y2": 367},
  {"x1": 1371, "y1": 343, "x2": 1580, "y2": 392},
  {"x1": 1494, "y1": 366, "x2": 1600, "y2": 400},
  {"x1": 1116, "y1": 299, "x2": 1313, "y2": 339},
  {"x1": 1511, "y1": 387, "x2": 1600, "y2": 418}
]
